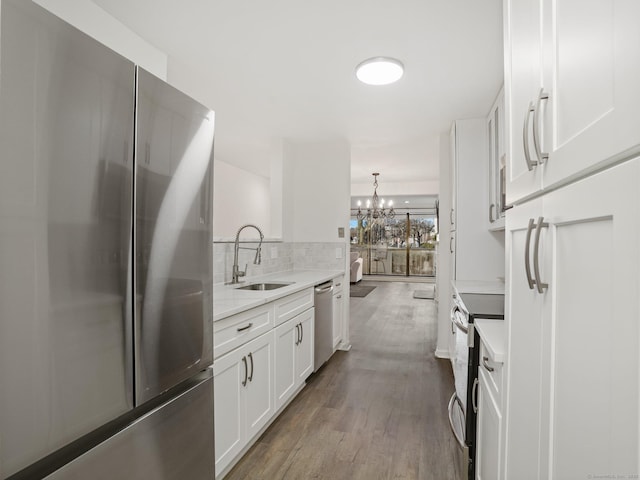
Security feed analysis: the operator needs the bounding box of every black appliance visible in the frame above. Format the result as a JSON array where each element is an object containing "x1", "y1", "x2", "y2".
[{"x1": 448, "y1": 292, "x2": 504, "y2": 480}]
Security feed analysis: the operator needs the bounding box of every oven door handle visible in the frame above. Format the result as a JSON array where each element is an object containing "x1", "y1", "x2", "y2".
[
  {"x1": 452, "y1": 309, "x2": 468, "y2": 334},
  {"x1": 447, "y1": 392, "x2": 467, "y2": 449}
]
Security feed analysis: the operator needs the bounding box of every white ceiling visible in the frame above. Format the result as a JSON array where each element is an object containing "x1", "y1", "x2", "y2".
[{"x1": 93, "y1": 0, "x2": 503, "y2": 187}]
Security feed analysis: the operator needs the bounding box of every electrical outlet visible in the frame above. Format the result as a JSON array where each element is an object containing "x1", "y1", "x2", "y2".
[
  {"x1": 335, "y1": 247, "x2": 343, "y2": 259},
  {"x1": 271, "y1": 246, "x2": 278, "y2": 259}
]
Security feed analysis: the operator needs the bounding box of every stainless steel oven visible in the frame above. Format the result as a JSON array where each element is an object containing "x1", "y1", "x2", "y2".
[{"x1": 448, "y1": 293, "x2": 504, "y2": 480}]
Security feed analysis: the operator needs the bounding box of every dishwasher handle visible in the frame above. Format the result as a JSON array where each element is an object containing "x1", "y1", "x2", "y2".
[{"x1": 315, "y1": 282, "x2": 334, "y2": 294}]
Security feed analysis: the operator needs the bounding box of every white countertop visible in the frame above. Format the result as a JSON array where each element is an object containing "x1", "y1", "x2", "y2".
[
  {"x1": 474, "y1": 319, "x2": 506, "y2": 363},
  {"x1": 452, "y1": 279, "x2": 505, "y2": 295},
  {"x1": 213, "y1": 269, "x2": 344, "y2": 321}
]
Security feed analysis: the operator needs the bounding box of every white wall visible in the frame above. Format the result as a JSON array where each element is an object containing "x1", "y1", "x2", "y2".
[
  {"x1": 33, "y1": 0, "x2": 167, "y2": 79},
  {"x1": 435, "y1": 132, "x2": 452, "y2": 358},
  {"x1": 350, "y1": 179, "x2": 439, "y2": 197},
  {"x1": 283, "y1": 140, "x2": 351, "y2": 243},
  {"x1": 213, "y1": 160, "x2": 271, "y2": 240}
]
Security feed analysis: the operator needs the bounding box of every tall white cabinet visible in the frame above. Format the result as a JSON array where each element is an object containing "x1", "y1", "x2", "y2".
[
  {"x1": 502, "y1": 0, "x2": 640, "y2": 477},
  {"x1": 504, "y1": 160, "x2": 640, "y2": 479},
  {"x1": 449, "y1": 118, "x2": 505, "y2": 283}
]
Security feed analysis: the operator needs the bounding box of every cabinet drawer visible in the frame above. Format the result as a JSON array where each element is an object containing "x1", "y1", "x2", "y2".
[
  {"x1": 214, "y1": 304, "x2": 273, "y2": 359},
  {"x1": 479, "y1": 341, "x2": 503, "y2": 407},
  {"x1": 274, "y1": 288, "x2": 314, "y2": 326}
]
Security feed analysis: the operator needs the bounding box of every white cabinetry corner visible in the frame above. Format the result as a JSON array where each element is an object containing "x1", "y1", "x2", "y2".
[
  {"x1": 213, "y1": 286, "x2": 315, "y2": 478},
  {"x1": 213, "y1": 330, "x2": 275, "y2": 476},
  {"x1": 504, "y1": 0, "x2": 640, "y2": 204},
  {"x1": 503, "y1": 159, "x2": 640, "y2": 479}
]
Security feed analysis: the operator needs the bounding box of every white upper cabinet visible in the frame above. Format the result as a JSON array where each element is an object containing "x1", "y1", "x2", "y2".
[
  {"x1": 504, "y1": 0, "x2": 544, "y2": 203},
  {"x1": 505, "y1": 0, "x2": 640, "y2": 204},
  {"x1": 487, "y1": 88, "x2": 506, "y2": 230}
]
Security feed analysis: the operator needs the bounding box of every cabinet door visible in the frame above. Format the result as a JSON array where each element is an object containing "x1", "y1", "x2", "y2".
[
  {"x1": 504, "y1": 198, "x2": 546, "y2": 479},
  {"x1": 450, "y1": 122, "x2": 457, "y2": 232},
  {"x1": 332, "y1": 291, "x2": 343, "y2": 349},
  {"x1": 539, "y1": 159, "x2": 640, "y2": 479},
  {"x1": 213, "y1": 349, "x2": 244, "y2": 476},
  {"x1": 243, "y1": 332, "x2": 274, "y2": 441},
  {"x1": 540, "y1": 0, "x2": 640, "y2": 189},
  {"x1": 274, "y1": 318, "x2": 297, "y2": 411},
  {"x1": 488, "y1": 89, "x2": 506, "y2": 230},
  {"x1": 505, "y1": 159, "x2": 640, "y2": 479},
  {"x1": 476, "y1": 369, "x2": 502, "y2": 480},
  {"x1": 504, "y1": 0, "x2": 544, "y2": 203},
  {"x1": 295, "y1": 308, "x2": 315, "y2": 383}
]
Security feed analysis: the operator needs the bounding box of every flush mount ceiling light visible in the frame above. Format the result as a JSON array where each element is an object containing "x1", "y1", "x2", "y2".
[{"x1": 355, "y1": 57, "x2": 404, "y2": 85}]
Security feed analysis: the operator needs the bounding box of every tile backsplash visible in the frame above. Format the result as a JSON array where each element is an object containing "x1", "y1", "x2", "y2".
[{"x1": 213, "y1": 241, "x2": 345, "y2": 285}]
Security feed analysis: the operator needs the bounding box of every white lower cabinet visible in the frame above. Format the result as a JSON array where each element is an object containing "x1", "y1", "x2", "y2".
[
  {"x1": 213, "y1": 331, "x2": 275, "y2": 477},
  {"x1": 275, "y1": 307, "x2": 314, "y2": 411},
  {"x1": 504, "y1": 158, "x2": 640, "y2": 479},
  {"x1": 475, "y1": 347, "x2": 503, "y2": 480}
]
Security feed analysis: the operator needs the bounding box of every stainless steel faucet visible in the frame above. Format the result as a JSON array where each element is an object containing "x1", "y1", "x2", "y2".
[{"x1": 231, "y1": 224, "x2": 264, "y2": 284}]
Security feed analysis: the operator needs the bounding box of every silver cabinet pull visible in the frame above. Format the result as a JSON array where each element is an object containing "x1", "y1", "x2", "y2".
[
  {"x1": 295, "y1": 324, "x2": 300, "y2": 346},
  {"x1": 241, "y1": 356, "x2": 248, "y2": 386},
  {"x1": 450, "y1": 208, "x2": 455, "y2": 225},
  {"x1": 533, "y1": 216, "x2": 549, "y2": 294},
  {"x1": 533, "y1": 89, "x2": 550, "y2": 165},
  {"x1": 299, "y1": 322, "x2": 304, "y2": 344},
  {"x1": 523, "y1": 101, "x2": 538, "y2": 171},
  {"x1": 237, "y1": 322, "x2": 253, "y2": 332},
  {"x1": 489, "y1": 204, "x2": 495, "y2": 223},
  {"x1": 335, "y1": 282, "x2": 342, "y2": 287},
  {"x1": 472, "y1": 378, "x2": 479, "y2": 414},
  {"x1": 450, "y1": 236, "x2": 454, "y2": 254},
  {"x1": 482, "y1": 356, "x2": 495, "y2": 372},
  {"x1": 525, "y1": 218, "x2": 536, "y2": 289},
  {"x1": 248, "y1": 352, "x2": 254, "y2": 382}
]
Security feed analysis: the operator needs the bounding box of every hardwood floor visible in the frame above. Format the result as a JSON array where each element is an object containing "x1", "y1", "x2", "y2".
[{"x1": 224, "y1": 281, "x2": 463, "y2": 480}]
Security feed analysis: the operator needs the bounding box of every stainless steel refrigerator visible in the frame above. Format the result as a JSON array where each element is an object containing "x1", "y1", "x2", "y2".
[{"x1": 0, "y1": 1, "x2": 215, "y2": 478}]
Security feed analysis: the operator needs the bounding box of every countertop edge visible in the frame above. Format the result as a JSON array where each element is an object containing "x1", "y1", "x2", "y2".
[
  {"x1": 474, "y1": 318, "x2": 506, "y2": 363},
  {"x1": 452, "y1": 279, "x2": 505, "y2": 296},
  {"x1": 213, "y1": 269, "x2": 345, "y2": 321}
]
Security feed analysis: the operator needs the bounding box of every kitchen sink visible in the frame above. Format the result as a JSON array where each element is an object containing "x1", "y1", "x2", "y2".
[{"x1": 235, "y1": 282, "x2": 293, "y2": 291}]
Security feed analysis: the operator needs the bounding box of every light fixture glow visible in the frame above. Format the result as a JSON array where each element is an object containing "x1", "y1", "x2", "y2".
[{"x1": 355, "y1": 57, "x2": 404, "y2": 86}]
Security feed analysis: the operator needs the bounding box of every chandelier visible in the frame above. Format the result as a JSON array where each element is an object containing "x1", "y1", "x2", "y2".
[{"x1": 356, "y1": 173, "x2": 395, "y2": 221}]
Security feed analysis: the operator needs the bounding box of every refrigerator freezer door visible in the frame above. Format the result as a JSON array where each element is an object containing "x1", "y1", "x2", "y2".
[
  {"x1": 0, "y1": 1, "x2": 135, "y2": 476},
  {"x1": 45, "y1": 372, "x2": 215, "y2": 480},
  {"x1": 134, "y1": 68, "x2": 215, "y2": 404}
]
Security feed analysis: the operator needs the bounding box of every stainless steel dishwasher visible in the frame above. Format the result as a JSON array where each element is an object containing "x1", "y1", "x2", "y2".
[{"x1": 313, "y1": 280, "x2": 334, "y2": 371}]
